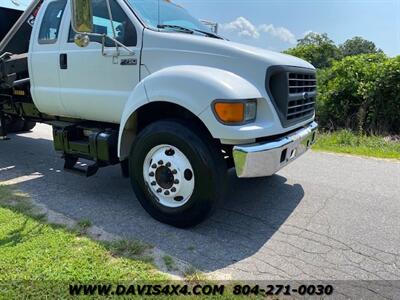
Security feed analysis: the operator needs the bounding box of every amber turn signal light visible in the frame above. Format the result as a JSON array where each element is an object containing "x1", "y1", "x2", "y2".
[
  {"x1": 214, "y1": 102, "x2": 245, "y2": 123},
  {"x1": 213, "y1": 100, "x2": 257, "y2": 124}
]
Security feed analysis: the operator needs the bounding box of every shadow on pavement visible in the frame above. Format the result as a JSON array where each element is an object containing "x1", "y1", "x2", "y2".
[{"x1": 0, "y1": 131, "x2": 304, "y2": 273}]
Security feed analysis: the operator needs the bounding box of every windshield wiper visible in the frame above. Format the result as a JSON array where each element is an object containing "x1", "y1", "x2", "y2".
[
  {"x1": 190, "y1": 28, "x2": 224, "y2": 39},
  {"x1": 157, "y1": 24, "x2": 194, "y2": 34},
  {"x1": 157, "y1": 24, "x2": 223, "y2": 39}
]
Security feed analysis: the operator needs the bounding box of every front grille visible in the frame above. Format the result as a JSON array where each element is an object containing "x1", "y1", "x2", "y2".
[
  {"x1": 288, "y1": 73, "x2": 317, "y2": 93},
  {"x1": 287, "y1": 72, "x2": 317, "y2": 121},
  {"x1": 267, "y1": 66, "x2": 316, "y2": 127}
]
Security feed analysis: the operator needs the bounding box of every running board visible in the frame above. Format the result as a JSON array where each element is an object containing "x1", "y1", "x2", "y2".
[
  {"x1": 64, "y1": 159, "x2": 99, "y2": 177},
  {"x1": 53, "y1": 123, "x2": 119, "y2": 178}
]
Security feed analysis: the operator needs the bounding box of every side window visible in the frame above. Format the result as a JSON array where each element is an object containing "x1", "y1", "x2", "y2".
[
  {"x1": 38, "y1": 0, "x2": 67, "y2": 44},
  {"x1": 69, "y1": 0, "x2": 137, "y2": 47}
]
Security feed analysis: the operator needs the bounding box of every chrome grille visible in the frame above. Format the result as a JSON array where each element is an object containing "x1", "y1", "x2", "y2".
[
  {"x1": 267, "y1": 66, "x2": 317, "y2": 127},
  {"x1": 286, "y1": 72, "x2": 317, "y2": 121}
]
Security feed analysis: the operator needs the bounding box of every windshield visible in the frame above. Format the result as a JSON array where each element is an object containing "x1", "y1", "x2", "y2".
[{"x1": 127, "y1": 0, "x2": 213, "y2": 34}]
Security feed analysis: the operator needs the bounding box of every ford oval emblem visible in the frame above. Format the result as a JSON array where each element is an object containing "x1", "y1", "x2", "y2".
[{"x1": 302, "y1": 92, "x2": 309, "y2": 100}]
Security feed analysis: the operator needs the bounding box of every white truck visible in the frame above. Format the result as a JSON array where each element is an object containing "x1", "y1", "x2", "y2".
[{"x1": 0, "y1": 0, "x2": 318, "y2": 227}]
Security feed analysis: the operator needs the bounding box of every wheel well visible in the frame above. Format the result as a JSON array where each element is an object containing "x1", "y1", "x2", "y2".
[
  {"x1": 119, "y1": 102, "x2": 226, "y2": 160},
  {"x1": 136, "y1": 102, "x2": 210, "y2": 135}
]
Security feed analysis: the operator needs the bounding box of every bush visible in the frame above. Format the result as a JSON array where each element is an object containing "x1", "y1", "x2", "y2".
[
  {"x1": 373, "y1": 56, "x2": 400, "y2": 133},
  {"x1": 316, "y1": 54, "x2": 400, "y2": 134}
]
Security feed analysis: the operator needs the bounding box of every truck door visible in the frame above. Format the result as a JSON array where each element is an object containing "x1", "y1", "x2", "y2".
[
  {"x1": 58, "y1": 0, "x2": 141, "y2": 124},
  {"x1": 29, "y1": 0, "x2": 67, "y2": 117}
]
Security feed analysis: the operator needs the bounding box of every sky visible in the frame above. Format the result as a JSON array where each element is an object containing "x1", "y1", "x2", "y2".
[
  {"x1": 175, "y1": 0, "x2": 400, "y2": 57},
  {"x1": 2, "y1": 0, "x2": 399, "y2": 56}
]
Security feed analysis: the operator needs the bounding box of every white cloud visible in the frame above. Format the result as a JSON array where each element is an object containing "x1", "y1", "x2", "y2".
[
  {"x1": 221, "y1": 17, "x2": 297, "y2": 44},
  {"x1": 221, "y1": 17, "x2": 260, "y2": 39},
  {"x1": 259, "y1": 24, "x2": 297, "y2": 44}
]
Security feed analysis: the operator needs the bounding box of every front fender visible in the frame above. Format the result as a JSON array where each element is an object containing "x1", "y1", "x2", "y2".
[
  {"x1": 144, "y1": 65, "x2": 262, "y2": 114},
  {"x1": 118, "y1": 65, "x2": 262, "y2": 159}
]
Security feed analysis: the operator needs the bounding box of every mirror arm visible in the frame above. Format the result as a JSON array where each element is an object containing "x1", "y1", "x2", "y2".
[
  {"x1": 105, "y1": 0, "x2": 119, "y2": 53},
  {"x1": 83, "y1": 32, "x2": 134, "y2": 56},
  {"x1": 71, "y1": 0, "x2": 133, "y2": 56},
  {"x1": 108, "y1": 36, "x2": 134, "y2": 55}
]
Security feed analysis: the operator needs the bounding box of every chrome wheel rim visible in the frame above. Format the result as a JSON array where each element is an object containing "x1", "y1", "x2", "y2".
[{"x1": 143, "y1": 145, "x2": 195, "y2": 208}]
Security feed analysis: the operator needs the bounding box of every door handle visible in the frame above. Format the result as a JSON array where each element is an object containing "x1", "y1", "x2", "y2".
[{"x1": 60, "y1": 53, "x2": 67, "y2": 70}]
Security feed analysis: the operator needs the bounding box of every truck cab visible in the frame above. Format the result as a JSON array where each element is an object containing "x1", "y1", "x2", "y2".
[{"x1": 0, "y1": 0, "x2": 318, "y2": 227}]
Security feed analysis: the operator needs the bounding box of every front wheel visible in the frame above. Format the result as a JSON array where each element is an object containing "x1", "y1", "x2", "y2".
[{"x1": 129, "y1": 120, "x2": 226, "y2": 228}]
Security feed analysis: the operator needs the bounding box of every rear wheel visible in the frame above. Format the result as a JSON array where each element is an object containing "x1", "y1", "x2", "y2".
[
  {"x1": 129, "y1": 120, "x2": 226, "y2": 228},
  {"x1": 5, "y1": 118, "x2": 36, "y2": 133},
  {"x1": 5, "y1": 118, "x2": 24, "y2": 132},
  {"x1": 22, "y1": 121, "x2": 36, "y2": 131}
]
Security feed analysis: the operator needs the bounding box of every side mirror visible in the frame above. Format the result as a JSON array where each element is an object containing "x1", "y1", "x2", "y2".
[
  {"x1": 71, "y1": 0, "x2": 93, "y2": 33},
  {"x1": 74, "y1": 33, "x2": 90, "y2": 47}
]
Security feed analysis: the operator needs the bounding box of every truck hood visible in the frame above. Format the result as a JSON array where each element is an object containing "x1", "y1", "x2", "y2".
[
  {"x1": 141, "y1": 30, "x2": 315, "y2": 96},
  {"x1": 214, "y1": 39, "x2": 315, "y2": 69},
  {"x1": 142, "y1": 30, "x2": 315, "y2": 73}
]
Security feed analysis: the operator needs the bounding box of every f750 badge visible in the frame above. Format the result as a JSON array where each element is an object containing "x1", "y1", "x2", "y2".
[{"x1": 120, "y1": 59, "x2": 137, "y2": 66}]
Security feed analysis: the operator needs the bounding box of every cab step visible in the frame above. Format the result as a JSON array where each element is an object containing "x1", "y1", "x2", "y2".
[
  {"x1": 63, "y1": 155, "x2": 99, "y2": 177},
  {"x1": 64, "y1": 163, "x2": 99, "y2": 177},
  {"x1": 53, "y1": 123, "x2": 119, "y2": 177}
]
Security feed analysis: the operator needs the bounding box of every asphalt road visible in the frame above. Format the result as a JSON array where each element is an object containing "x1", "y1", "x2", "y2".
[{"x1": 1, "y1": 124, "x2": 399, "y2": 281}]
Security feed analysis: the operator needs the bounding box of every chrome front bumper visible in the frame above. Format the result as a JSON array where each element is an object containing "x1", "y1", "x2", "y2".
[{"x1": 233, "y1": 122, "x2": 318, "y2": 178}]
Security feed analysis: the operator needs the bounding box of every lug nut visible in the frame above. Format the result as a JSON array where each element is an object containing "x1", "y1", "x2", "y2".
[
  {"x1": 156, "y1": 188, "x2": 162, "y2": 193},
  {"x1": 164, "y1": 191, "x2": 170, "y2": 196},
  {"x1": 172, "y1": 169, "x2": 177, "y2": 175},
  {"x1": 151, "y1": 181, "x2": 156, "y2": 186},
  {"x1": 174, "y1": 179, "x2": 179, "y2": 184},
  {"x1": 151, "y1": 164, "x2": 157, "y2": 169},
  {"x1": 165, "y1": 149, "x2": 175, "y2": 156},
  {"x1": 158, "y1": 160, "x2": 163, "y2": 165},
  {"x1": 171, "y1": 187, "x2": 176, "y2": 193},
  {"x1": 166, "y1": 162, "x2": 171, "y2": 167},
  {"x1": 149, "y1": 172, "x2": 154, "y2": 177}
]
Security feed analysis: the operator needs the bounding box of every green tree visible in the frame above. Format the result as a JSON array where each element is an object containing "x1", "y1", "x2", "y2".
[
  {"x1": 339, "y1": 36, "x2": 382, "y2": 57},
  {"x1": 284, "y1": 32, "x2": 340, "y2": 68},
  {"x1": 297, "y1": 32, "x2": 334, "y2": 46},
  {"x1": 317, "y1": 53, "x2": 400, "y2": 134}
]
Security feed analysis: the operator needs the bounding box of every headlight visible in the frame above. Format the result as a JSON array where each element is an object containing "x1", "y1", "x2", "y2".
[{"x1": 213, "y1": 100, "x2": 257, "y2": 125}]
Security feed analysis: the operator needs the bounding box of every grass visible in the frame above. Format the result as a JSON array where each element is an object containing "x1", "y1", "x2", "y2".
[
  {"x1": 103, "y1": 239, "x2": 154, "y2": 264},
  {"x1": 183, "y1": 266, "x2": 208, "y2": 283},
  {"x1": 163, "y1": 255, "x2": 176, "y2": 271},
  {"x1": 76, "y1": 218, "x2": 92, "y2": 230},
  {"x1": 313, "y1": 130, "x2": 400, "y2": 160},
  {"x1": 0, "y1": 184, "x2": 166, "y2": 298},
  {"x1": 0, "y1": 185, "x2": 257, "y2": 299}
]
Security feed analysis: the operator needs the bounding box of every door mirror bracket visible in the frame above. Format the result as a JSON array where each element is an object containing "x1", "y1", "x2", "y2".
[{"x1": 71, "y1": 0, "x2": 134, "y2": 56}]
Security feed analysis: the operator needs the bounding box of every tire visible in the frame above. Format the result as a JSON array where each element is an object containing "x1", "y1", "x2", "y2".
[
  {"x1": 129, "y1": 120, "x2": 227, "y2": 228},
  {"x1": 5, "y1": 118, "x2": 24, "y2": 132},
  {"x1": 22, "y1": 121, "x2": 36, "y2": 131},
  {"x1": 4, "y1": 118, "x2": 36, "y2": 133}
]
